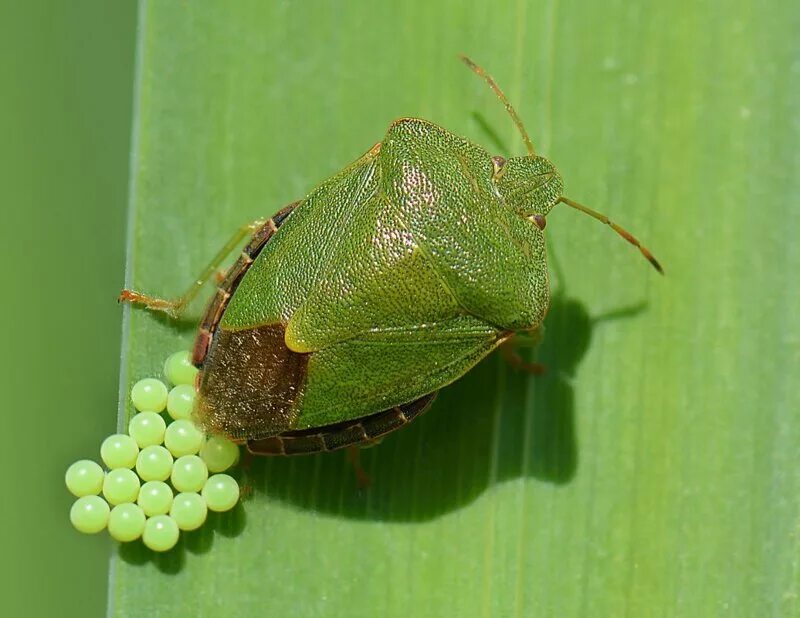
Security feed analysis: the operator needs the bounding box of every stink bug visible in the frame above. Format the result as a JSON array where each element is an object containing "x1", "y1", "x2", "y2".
[{"x1": 121, "y1": 56, "x2": 661, "y2": 456}]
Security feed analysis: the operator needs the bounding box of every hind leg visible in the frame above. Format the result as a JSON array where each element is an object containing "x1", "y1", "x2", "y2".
[
  {"x1": 500, "y1": 330, "x2": 546, "y2": 375},
  {"x1": 119, "y1": 218, "x2": 270, "y2": 319},
  {"x1": 346, "y1": 446, "x2": 372, "y2": 488}
]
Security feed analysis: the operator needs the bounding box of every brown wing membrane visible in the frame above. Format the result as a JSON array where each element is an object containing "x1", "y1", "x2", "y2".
[
  {"x1": 196, "y1": 322, "x2": 309, "y2": 440},
  {"x1": 247, "y1": 391, "x2": 437, "y2": 456}
]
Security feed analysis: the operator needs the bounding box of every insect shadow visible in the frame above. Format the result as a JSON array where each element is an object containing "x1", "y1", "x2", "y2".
[
  {"x1": 249, "y1": 291, "x2": 645, "y2": 522},
  {"x1": 145, "y1": 309, "x2": 201, "y2": 334},
  {"x1": 116, "y1": 504, "x2": 248, "y2": 573},
  {"x1": 470, "y1": 112, "x2": 508, "y2": 154}
]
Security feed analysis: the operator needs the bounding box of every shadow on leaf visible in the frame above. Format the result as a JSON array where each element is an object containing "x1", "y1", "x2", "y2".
[
  {"x1": 242, "y1": 292, "x2": 643, "y2": 522},
  {"x1": 116, "y1": 500, "x2": 247, "y2": 572}
]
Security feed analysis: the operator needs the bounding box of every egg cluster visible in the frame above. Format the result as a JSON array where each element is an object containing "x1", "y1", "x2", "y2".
[{"x1": 65, "y1": 351, "x2": 242, "y2": 552}]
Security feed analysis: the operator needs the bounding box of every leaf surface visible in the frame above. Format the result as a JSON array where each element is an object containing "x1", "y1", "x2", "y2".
[{"x1": 112, "y1": 1, "x2": 800, "y2": 615}]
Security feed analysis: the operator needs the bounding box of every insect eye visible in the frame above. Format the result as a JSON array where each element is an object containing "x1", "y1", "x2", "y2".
[{"x1": 491, "y1": 155, "x2": 507, "y2": 177}]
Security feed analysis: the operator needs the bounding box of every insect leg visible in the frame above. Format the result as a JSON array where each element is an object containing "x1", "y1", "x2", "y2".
[
  {"x1": 213, "y1": 269, "x2": 228, "y2": 284},
  {"x1": 119, "y1": 219, "x2": 268, "y2": 319},
  {"x1": 346, "y1": 445, "x2": 372, "y2": 488},
  {"x1": 500, "y1": 336, "x2": 546, "y2": 375}
]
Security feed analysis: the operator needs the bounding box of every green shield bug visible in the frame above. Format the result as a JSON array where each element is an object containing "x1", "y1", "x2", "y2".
[{"x1": 121, "y1": 56, "x2": 661, "y2": 456}]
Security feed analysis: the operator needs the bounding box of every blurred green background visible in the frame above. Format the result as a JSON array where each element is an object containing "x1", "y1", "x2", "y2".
[{"x1": 0, "y1": 1, "x2": 135, "y2": 616}]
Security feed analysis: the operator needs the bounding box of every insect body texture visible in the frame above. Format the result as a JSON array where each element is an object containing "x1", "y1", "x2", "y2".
[
  {"x1": 120, "y1": 57, "x2": 660, "y2": 456},
  {"x1": 197, "y1": 118, "x2": 562, "y2": 443}
]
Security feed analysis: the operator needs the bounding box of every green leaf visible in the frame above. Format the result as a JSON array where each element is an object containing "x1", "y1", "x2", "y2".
[{"x1": 112, "y1": 1, "x2": 800, "y2": 615}]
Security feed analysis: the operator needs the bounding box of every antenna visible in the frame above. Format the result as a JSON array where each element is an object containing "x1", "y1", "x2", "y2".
[
  {"x1": 558, "y1": 197, "x2": 663, "y2": 273},
  {"x1": 460, "y1": 54, "x2": 536, "y2": 156}
]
